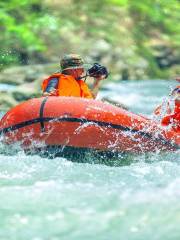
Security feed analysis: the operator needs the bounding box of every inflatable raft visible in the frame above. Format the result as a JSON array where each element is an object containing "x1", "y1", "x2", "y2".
[{"x1": 0, "y1": 97, "x2": 179, "y2": 156}]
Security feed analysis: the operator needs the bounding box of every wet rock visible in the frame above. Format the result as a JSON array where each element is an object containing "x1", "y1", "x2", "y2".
[
  {"x1": 0, "y1": 91, "x2": 18, "y2": 111},
  {"x1": 152, "y1": 44, "x2": 180, "y2": 69},
  {"x1": 11, "y1": 83, "x2": 41, "y2": 102},
  {"x1": 0, "y1": 63, "x2": 58, "y2": 85},
  {"x1": 0, "y1": 80, "x2": 43, "y2": 111},
  {"x1": 0, "y1": 64, "x2": 55, "y2": 110}
]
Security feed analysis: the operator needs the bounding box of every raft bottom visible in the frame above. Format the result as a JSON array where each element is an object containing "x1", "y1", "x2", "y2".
[{"x1": 25, "y1": 145, "x2": 133, "y2": 166}]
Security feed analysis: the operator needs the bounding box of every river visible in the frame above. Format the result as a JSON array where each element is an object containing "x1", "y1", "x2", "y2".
[{"x1": 0, "y1": 80, "x2": 179, "y2": 240}]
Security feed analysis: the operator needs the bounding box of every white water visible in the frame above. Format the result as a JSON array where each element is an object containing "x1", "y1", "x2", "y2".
[{"x1": 0, "y1": 80, "x2": 179, "y2": 240}]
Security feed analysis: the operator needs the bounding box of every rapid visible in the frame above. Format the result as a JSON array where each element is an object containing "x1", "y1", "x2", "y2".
[{"x1": 0, "y1": 80, "x2": 179, "y2": 240}]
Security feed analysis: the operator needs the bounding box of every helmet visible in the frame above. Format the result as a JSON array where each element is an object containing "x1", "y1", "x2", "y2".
[{"x1": 60, "y1": 54, "x2": 84, "y2": 71}]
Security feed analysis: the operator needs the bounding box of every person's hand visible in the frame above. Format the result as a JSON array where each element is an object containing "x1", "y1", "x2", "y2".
[
  {"x1": 87, "y1": 64, "x2": 108, "y2": 79},
  {"x1": 94, "y1": 75, "x2": 107, "y2": 81}
]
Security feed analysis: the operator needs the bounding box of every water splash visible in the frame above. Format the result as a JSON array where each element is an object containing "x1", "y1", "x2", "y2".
[{"x1": 0, "y1": 80, "x2": 180, "y2": 239}]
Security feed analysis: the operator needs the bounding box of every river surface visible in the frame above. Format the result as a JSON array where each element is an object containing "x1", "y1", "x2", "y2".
[{"x1": 0, "y1": 80, "x2": 179, "y2": 240}]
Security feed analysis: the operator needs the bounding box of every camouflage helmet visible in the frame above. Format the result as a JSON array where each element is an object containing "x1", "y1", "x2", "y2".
[{"x1": 60, "y1": 54, "x2": 85, "y2": 71}]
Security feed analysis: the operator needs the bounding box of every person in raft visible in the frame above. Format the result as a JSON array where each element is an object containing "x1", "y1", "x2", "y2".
[
  {"x1": 42, "y1": 54, "x2": 108, "y2": 99},
  {"x1": 154, "y1": 77, "x2": 180, "y2": 131}
]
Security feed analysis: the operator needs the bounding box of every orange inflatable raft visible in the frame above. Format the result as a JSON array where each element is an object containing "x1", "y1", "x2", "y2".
[{"x1": 0, "y1": 97, "x2": 179, "y2": 155}]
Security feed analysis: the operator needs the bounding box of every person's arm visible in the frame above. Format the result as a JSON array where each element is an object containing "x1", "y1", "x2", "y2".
[
  {"x1": 87, "y1": 64, "x2": 108, "y2": 98},
  {"x1": 43, "y1": 78, "x2": 59, "y2": 96},
  {"x1": 91, "y1": 76, "x2": 106, "y2": 98}
]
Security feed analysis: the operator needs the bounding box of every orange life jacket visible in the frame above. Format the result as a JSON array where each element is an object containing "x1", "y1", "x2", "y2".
[{"x1": 42, "y1": 73, "x2": 93, "y2": 99}]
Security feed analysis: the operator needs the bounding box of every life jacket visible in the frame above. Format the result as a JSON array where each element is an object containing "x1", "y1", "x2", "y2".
[{"x1": 42, "y1": 73, "x2": 93, "y2": 99}]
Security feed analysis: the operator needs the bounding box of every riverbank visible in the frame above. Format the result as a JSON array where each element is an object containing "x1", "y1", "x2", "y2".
[
  {"x1": 0, "y1": 62, "x2": 144, "y2": 111},
  {"x1": 0, "y1": 62, "x2": 177, "y2": 111}
]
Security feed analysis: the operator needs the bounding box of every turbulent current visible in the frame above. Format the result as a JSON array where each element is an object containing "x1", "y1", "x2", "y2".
[{"x1": 0, "y1": 80, "x2": 179, "y2": 240}]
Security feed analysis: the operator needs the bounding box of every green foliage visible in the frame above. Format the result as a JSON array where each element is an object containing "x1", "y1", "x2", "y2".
[
  {"x1": 128, "y1": 0, "x2": 180, "y2": 48},
  {"x1": 127, "y1": 0, "x2": 180, "y2": 77},
  {"x1": 106, "y1": 0, "x2": 128, "y2": 6},
  {"x1": 0, "y1": 0, "x2": 54, "y2": 66},
  {"x1": 0, "y1": 0, "x2": 180, "y2": 78}
]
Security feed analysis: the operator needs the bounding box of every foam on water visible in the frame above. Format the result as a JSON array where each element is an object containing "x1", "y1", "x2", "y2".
[
  {"x1": 0, "y1": 80, "x2": 180, "y2": 240},
  {"x1": 0, "y1": 151, "x2": 179, "y2": 240},
  {"x1": 99, "y1": 80, "x2": 177, "y2": 115}
]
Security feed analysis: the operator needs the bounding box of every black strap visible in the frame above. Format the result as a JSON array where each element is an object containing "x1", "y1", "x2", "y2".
[
  {"x1": 39, "y1": 97, "x2": 48, "y2": 132},
  {"x1": 0, "y1": 115, "x2": 178, "y2": 150}
]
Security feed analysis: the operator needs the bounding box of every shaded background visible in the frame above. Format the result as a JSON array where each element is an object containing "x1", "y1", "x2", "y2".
[{"x1": 0, "y1": 0, "x2": 180, "y2": 110}]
